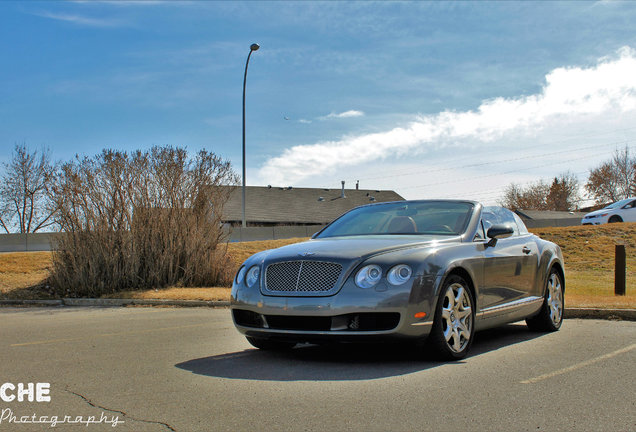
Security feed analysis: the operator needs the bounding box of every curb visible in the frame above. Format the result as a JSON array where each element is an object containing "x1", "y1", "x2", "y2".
[
  {"x1": 564, "y1": 307, "x2": 636, "y2": 321},
  {"x1": 0, "y1": 299, "x2": 634, "y2": 320},
  {"x1": 0, "y1": 298, "x2": 230, "y2": 308}
]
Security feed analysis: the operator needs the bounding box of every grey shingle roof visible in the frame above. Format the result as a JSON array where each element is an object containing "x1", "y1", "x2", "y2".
[
  {"x1": 516, "y1": 209, "x2": 587, "y2": 220},
  {"x1": 222, "y1": 186, "x2": 404, "y2": 225}
]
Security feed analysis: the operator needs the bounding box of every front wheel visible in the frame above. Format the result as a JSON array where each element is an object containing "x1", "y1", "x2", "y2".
[
  {"x1": 526, "y1": 269, "x2": 564, "y2": 332},
  {"x1": 246, "y1": 336, "x2": 296, "y2": 351},
  {"x1": 426, "y1": 275, "x2": 475, "y2": 360},
  {"x1": 608, "y1": 215, "x2": 623, "y2": 223}
]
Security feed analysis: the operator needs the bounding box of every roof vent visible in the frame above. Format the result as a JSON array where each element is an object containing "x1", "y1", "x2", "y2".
[
  {"x1": 369, "y1": 196, "x2": 376, "y2": 201},
  {"x1": 267, "y1": 185, "x2": 272, "y2": 189},
  {"x1": 287, "y1": 186, "x2": 293, "y2": 190},
  {"x1": 318, "y1": 196, "x2": 324, "y2": 201}
]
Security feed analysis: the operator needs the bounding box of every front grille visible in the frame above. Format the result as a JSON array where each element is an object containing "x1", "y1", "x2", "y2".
[{"x1": 265, "y1": 261, "x2": 342, "y2": 293}]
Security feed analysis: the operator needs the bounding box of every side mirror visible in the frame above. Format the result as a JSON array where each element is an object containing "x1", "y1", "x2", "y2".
[{"x1": 486, "y1": 224, "x2": 514, "y2": 247}]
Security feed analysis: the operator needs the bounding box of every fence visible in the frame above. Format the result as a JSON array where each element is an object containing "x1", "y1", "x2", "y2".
[
  {"x1": 0, "y1": 219, "x2": 585, "y2": 252},
  {"x1": 0, "y1": 226, "x2": 326, "y2": 252}
]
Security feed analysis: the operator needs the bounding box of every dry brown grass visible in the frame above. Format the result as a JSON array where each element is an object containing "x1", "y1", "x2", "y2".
[
  {"x1": 0, "y1": 252, "x2": 55, "y2": 299},
  {"x1": 227, "y1": 237, "x2": 309, "y2": 268},
  {"x1": 101, "y1": 287, "x2": 231, "y2": 301},
  {"x1": 1, "y1": 227, "x2": 635, "y2": 309}
]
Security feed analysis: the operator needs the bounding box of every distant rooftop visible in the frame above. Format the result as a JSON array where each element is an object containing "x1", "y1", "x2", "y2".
[
  {"x1": 515, "y1": 209, "x2": 587, "y2": 220},
  {"x1": 222, "y1": 185, "x2": 404, "y2": 225}
]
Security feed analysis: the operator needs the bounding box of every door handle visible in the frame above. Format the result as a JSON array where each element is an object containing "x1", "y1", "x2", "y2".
[{"x1": 522, "y1": 246, "x2": 532, "y2": 255}]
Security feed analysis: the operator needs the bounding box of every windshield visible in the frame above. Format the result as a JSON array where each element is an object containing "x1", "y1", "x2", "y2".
[
  {"x1": 604, "y1": 198, "x2": 633, "y2": 209},
  {"x1": 316, "y1": 201, "x2": 475, "y2": 238}
]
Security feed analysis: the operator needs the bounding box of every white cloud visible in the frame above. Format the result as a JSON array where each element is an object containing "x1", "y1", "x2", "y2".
[
  {"x1": 298, "y1": 119, "x2": 312, "y2": 124},
  {"x1": 32, "y1": 11, "x2": 126, "y2": 27},
  {"x1": 258, "y1": 47, "x2": 636, "y2": 186},
  {"x1": 319, "y1": 110, "x2": 365, "y2": 120}
]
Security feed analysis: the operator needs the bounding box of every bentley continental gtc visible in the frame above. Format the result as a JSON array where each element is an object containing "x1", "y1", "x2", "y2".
[{"x1": 231, "y1": 200, "x2": 565, "y2": 360}]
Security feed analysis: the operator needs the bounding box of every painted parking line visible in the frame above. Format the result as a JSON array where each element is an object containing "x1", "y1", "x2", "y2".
[
  {"x1": 520, "y1": 343, "x2": 636, "y2": 384},
  {"x1": 10, "y1": 323, "x2": 211, "y2": 347}
]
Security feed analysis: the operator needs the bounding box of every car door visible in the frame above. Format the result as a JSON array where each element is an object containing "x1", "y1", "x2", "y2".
[
  {"x1": 479, "y1": 207, "x2": 538, "y2": 312},
  {"x1": 620, "y1": 199, "x2": 636, "y2": 222}
]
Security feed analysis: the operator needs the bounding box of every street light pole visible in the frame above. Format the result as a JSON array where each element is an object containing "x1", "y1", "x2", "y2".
[{"x1": 242, "y1": 43, "x2": 260, "y2": 228}]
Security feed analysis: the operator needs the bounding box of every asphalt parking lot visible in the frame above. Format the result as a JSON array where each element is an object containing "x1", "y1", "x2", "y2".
[{"x1": 1, "y1": 307, "x2": 634, "y2": 431}]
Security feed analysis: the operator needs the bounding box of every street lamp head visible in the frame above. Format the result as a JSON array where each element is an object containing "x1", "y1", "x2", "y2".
[{"x1": 250, "y1": 43, "x2": 260, "y2": 51}]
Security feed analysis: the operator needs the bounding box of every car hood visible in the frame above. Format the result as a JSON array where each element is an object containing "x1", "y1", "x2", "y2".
[
  {"x1": 261, "y1": 235, "x2": 460, "y2": 262},
  {"x1": 584, "y1": 209, "x2": 611, "y2": 218}
]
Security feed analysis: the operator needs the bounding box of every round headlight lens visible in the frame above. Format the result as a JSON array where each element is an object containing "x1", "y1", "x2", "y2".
[
  {"x1": 387, "y1": 264, "x2": 412, "y2": 285},
  {"x1": 246, "y1": 266, "x2": 260, "y2": 287},
  {"x1": 355, "y1": 264, "x2": 382, "y2": 289},
  {"x1": 235, "y1": 266, "x2": 246, "y2": 285}
]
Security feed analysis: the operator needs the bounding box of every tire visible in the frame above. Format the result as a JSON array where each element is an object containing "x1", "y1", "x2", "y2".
[
  {"x1": 526, "y1": 268, "x2": 564, "y2": 332},
  {"x1": 426, "y1": 274, "x2": 475, "y2": 361},
  {"x1": 608, "y1": 215, "x2": 623, "y2": 223},
  {"x1": 246, "y1": 336, "x2": 296, "y2": 351}
]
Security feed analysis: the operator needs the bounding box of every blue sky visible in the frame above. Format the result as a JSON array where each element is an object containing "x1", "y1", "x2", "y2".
[{"x1": 2, "y1": 1, "x2": 636, "y2": 205}]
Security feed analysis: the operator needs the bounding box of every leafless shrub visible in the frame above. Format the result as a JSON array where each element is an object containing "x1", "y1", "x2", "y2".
[{"x1": 49, "y1": 146, "x2": 238, "y2": 297}]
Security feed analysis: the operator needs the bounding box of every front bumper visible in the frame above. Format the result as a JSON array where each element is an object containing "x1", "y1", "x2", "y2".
[{"x1": 230, "y1": 276, "x2": 439, "y2": 343}]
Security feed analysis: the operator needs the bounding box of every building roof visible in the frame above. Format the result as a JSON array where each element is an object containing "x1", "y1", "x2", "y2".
[
  {"x1": 515, "y1": 209, "x2": 587, "y2": 220},
  {"x1": 222, "y1": 186, "x2": 404, "y2": 225}
]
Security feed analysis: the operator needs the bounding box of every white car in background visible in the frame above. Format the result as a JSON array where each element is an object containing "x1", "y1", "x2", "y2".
[{"x1": 581, "y1": 197, "x2": 636, "y2": 225}]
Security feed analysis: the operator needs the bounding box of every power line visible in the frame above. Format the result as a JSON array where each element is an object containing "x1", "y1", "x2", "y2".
[
  {"x1": 400, "y1": 146, "x2": 632, "y2": 191},
  {"x1": 352, "y1": 138, "x2": 635, "y2": 183}
]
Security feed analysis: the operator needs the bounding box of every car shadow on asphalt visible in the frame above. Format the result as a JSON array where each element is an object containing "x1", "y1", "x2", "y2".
[{"x1": 175, "y1": 323, "x2": 547, "y2": 381}]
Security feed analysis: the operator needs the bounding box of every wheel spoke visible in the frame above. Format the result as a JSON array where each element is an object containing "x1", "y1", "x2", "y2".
[
  {"x1": 458, "y1": 322, "x2": 470, "y2": 340},
  {"x1": 446, "y1": 291, "x2": 456, "y2": 310},
  {"x1": 454, "y1": 287, "x2": 465, "y2": 309},
  {"x1": 444, "y1": 326, "x2": 453, "y2": 342},
  {"x1": 457, "y1": 307, "x2": 471, "y2": 319},
  {"x1": 452, "y1": 329, "x2": 461, "y2": 351}
]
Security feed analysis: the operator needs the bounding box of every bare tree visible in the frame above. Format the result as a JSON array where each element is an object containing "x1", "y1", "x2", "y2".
[
  {"x1": 585, "y1": 147, "x2": 636, "y2": 204},
  {"x1": 546, "y1": 172, "x2": 580, "y2": 211},
  {"x1": 500, "y1": 180, "x2": 550, "y2": 211},
  {"x1": 0, "y1": 143, "x2": 57, "y2": 233},
  {"x1": 501, "y1": 172, "x2": 580, "y2": 211}
]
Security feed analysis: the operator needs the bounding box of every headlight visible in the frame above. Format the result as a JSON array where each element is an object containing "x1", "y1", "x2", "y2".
[
  {"x1": 235, "y1": 266, "x2": 246, "y2": 285},
  {"x1": 355, "y1": 264, "x2": 382, "y2": 289},
  {"x1": 246, "y1": 266, "x2": 260, "y2": 287},
  {"x1": 387, "y1": 264, "x2": 412, "y2": 285}
]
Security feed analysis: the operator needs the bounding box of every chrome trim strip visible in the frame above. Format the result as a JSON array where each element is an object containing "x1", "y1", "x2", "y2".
[
  {"x1": 410, "y1": 321, "x2": 433, "y2": 326},
  {"x1": 478, "y1": 296, "x2": 543, "y2": 318}
]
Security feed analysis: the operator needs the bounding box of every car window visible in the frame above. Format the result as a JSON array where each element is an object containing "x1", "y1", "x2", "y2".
[
  {"x1": 317, "y1": 201, "x2": 475, "y2": 238},
  {"x1": 604, "y1": 198, "x2": 633, "y2": 209},
  {"x1": 473, "y1": 220, "x2": 486, "y2": 241},
  {"x1": 512, "y1": 212, "x2": 529, "y2": 235},
  {"x1": 482, "y1": 206, "x2": 519, "y2": 236}
]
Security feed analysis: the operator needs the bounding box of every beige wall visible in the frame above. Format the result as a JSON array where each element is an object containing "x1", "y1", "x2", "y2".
[
  {"x1": 0, "y1": 226, "x2": 326, "y2": 252},
  {"x1": 0, "y1": 219, "x2": 584, "y2": 252}
]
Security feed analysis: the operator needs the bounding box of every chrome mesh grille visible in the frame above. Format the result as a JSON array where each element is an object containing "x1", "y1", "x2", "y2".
[{"x1": 265, "y1": 261, "x2": 342, "y2": 292}]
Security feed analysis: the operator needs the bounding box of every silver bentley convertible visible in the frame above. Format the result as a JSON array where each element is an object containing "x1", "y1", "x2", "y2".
[{"x1": 230, "y1": 200, "x2": 565, "y2": 360}]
